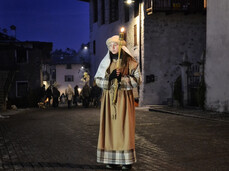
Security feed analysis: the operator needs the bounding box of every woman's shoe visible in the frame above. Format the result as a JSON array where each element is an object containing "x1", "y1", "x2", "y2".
[
  {"x1": 106, "y1": 164, "x2": 121, "y2": 169},
  {"x1": 106, "y1": 164, "x2": 117, "y2": 169},
  {"x1": 106, "y1": 164, "x2": 113, "y2": 169},
  {"x1": 121, "y1": 165, "x2": 132, "y2": 170}
]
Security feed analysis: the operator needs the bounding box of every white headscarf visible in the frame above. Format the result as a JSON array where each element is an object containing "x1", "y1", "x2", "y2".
[{"x1": 94, "y1": 35, "x2": 134, "y2": 79}]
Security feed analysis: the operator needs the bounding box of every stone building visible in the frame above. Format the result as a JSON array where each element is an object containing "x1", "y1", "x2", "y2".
[
  {"x1": 0, "y1": 32, "x2": 52, "y2": 109},
  {"x1": 81, "y1": 0, "x2": 206, "y2": 107},
  {"x1": 49, "y1": 43, "x2": 90, "y2": 95}
]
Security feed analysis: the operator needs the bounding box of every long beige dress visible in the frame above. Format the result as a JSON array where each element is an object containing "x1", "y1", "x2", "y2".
[{"x1": 95, "y1": 55, "x2": 141, "y2": 165}]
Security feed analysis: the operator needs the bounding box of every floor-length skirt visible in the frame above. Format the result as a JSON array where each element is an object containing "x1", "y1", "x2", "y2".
[{"x1": 97, "y1": 89, "x2": 137, "y2": 165}]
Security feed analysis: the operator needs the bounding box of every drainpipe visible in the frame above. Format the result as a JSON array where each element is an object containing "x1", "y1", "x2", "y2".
[{"x1": 179, "y1": 52, "x2": 191, "y2": 106}]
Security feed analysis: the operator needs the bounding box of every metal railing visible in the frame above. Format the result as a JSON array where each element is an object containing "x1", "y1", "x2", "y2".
[{"x1": 153, "y1": 0, "x2": 204, "y2": 12}]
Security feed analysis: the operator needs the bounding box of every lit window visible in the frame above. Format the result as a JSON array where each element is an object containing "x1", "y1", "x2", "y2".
[{"x1": 146, "y1": 0, "x2": 153, "y2": 15}]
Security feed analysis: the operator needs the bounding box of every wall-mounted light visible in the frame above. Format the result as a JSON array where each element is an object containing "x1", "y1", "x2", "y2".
[
  {"x1": 125, "y1": 0, "x2": 134, "y2": 5},
  {"x1": 84, "y1": 46, "x2": 88, "y2": 50}
]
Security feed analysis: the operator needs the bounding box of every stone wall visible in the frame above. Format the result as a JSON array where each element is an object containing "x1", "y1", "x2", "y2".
[
  {"x1": 205, "y1": 0, "x2": 229, "y2": 112},
  {"x1": 88, "y1": 1, "x2": 206, "y2": 106},
  {"x1": 142, "y1": 13, "x2": 206, "y2": 105}
]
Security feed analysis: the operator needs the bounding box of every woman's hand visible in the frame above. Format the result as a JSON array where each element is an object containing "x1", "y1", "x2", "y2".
[
  {"x1": 116, "y1": 69, "x2": 121, "y2": 76},
  {"x1": 116, "y1": 69, "x2": 121, "y2": 82},
  {"x1": 109, "y1": 69, "x2": 122, "y2": 82}
]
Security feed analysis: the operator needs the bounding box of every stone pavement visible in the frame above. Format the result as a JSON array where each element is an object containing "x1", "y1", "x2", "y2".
[{"x1": 0, "y1": 106, "x2": 229, "y2": 171}]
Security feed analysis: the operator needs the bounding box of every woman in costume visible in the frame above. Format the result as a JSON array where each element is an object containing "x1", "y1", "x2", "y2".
[{"x1": 94, "y1": 35, "x2": 141, "y2": 170}]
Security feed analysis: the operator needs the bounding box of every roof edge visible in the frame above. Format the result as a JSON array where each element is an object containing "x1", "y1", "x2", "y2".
[{"x1": 78, "y1": 0, "x2": 89, "y2": 2}]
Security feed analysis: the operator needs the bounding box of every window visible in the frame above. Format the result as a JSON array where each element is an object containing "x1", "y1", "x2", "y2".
[
  {"x1": 65, "y1": 75, "x2": 74, "y2": 82},
  {"x1": 110, "y1": 0, "x2": 119, "y2": 23},
  {"x1": 51, "y1": 69, "x2": 56, "y2": 80},
  {"x1": 43, "y1": 71, "x2": 49, "y2": 81},
  {"x1": 124, "y1": 3, "x2": 130, "y2": 22},
  {"x1": 16, "y1": 81, "x2": 28, "y2": 97},
  {"x1": 66, "y1": 64, "x2": 72, "y2": 69},
  {"x1": 93, "y1": 40, "x2": 96, "y2": 55},
  {"x1": 145, "y1": 0, "x2": 153, "y2": 15},
  {"x1": 134, "y1": 0, "x2": 140, "y2": 17},
  {"x1": 16, "y1": 48, "x2": 28, "y2": 63},
  {"x1": 146, "y1": 0, "x2": 152, "y2": 8},
  {"x1": 101, "y1": 0, "x2": 105, "y2": 25},
  {"x1": 134, "y1": 25, "x2": 137, "y2": 46},
  {"x1": 204, "y1": 0, "x2": 207, "y2": 9},
  {"x1": 93, "y1": 0, "x2": 98, "y2": 23},
  {"x1": 188, "y1": 0, "x2": 205, "y2": 11}
]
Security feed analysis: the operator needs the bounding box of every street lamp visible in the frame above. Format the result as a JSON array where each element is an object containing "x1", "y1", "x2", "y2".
[{"x1": 125, "y1": 0, "x2": 135, "y2": 5}]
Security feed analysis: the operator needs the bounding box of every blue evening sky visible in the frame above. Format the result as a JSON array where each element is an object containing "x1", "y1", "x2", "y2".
[{"x1": 0, "y1": 0, "x2": 89, "y2": 51}]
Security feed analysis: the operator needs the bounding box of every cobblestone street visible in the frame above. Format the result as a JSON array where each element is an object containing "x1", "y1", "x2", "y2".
[{"x1": 0, "y1": 107, "x2": 229, "y2": 171}]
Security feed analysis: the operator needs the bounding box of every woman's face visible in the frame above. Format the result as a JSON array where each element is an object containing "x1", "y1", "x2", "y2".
[{"x1": 108, "y1": 42, "x2": 119, "y2": 54}]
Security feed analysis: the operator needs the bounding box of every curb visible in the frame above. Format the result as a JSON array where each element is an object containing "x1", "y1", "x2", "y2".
[
  {"x1": 0, "y1": 108, "x2": 33, "y2": 116},
  {"x1": 149, "y1": 108, "x2": 229, "y2": 122}
]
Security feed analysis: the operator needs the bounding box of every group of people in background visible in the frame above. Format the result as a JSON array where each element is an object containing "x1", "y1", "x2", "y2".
[
  {"x1": 39, "y1": 82, "x2": 101, "y2": 109},
  {"x1": 40, "y1": 84, "x2": 61, "y2": 108}
]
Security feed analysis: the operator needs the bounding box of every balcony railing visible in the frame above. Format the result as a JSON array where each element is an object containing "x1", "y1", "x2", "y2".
[{"x1": 153, "y1": 0, "x2": 205, "y2": 12}]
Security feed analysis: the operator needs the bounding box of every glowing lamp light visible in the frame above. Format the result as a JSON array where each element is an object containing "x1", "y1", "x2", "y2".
[
  {"x1": 120, "y1": 27, "x2": 125, "y2": 33},
  {"x1": 125, "y1": 0, "x2": 134, "y2": 5},
  {"x1": 84, "y1": 46, "x2": 88, "y2": 50},
  {"x1": 45, "y1": 98, "x2": 49, "y2": 103},
  {"x1": 119, "y1": 27, "x2": 125, "y2": 41}
]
